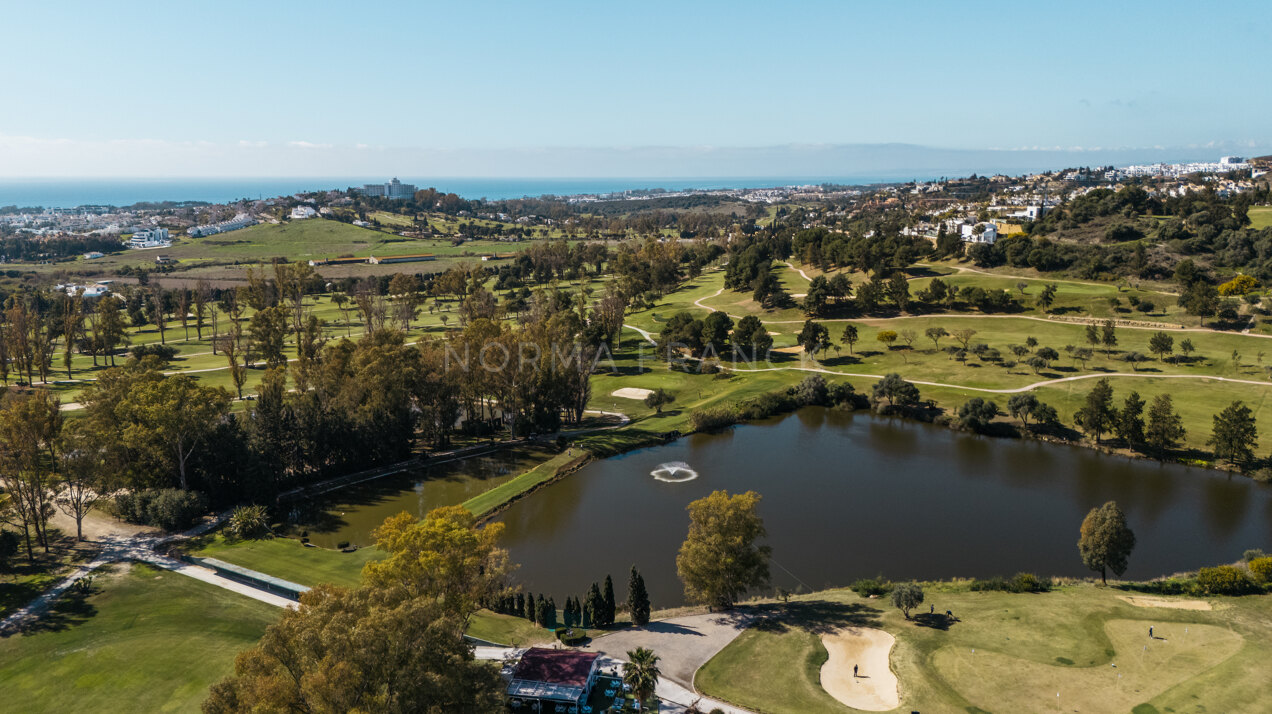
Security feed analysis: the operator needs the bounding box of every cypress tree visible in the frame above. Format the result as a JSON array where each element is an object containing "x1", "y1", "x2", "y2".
[
  {"x1": 602, "y1": 575, "x2": 616, "y2": 626},
  {"x1": 516, "y1": 593, "x2": 525, "y2": 617},
  {"x1": 524, "y1": 593, "x2": 536, "y2": 622},
  {"x1": 544, "y1": 597, "x2": 557, "y2": 629},
  {"x1": 628, "y1": 566, "x2": 651, "y2": 627},
  {"x1": 562, "y1": 597, "x2": 574, "y2": 627},
  {"x1": 535, "y1": 594, "x2": 547, "y2": 627}
]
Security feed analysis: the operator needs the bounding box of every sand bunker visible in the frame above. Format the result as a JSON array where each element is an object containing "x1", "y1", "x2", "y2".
[
  {"x1": 819, "y1": 627, "x2": 899, "y2": 711},
  {"x1": 611, "y1": 387, "x2": 654, "y2": 400},
  {"x1": 1118, "y1": 595, "x2": 1212, "y2": 611}
]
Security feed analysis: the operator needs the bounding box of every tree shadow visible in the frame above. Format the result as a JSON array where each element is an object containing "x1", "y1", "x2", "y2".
[
  {"x1": 745, "y1": 599, "x2": 882, "y2": 635},
  {"x1": 9, "y1": 579, "x2": 101, "y2": 637},
  {"x1": 912, "y1": 612, "x2": 956, "y2": 630}
]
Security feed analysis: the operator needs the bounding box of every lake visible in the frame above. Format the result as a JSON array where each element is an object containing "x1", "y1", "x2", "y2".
[
  {"x1": 495, "y1": 408, "x2": 1272, "y2": 607},
  {"x1": 289, "y1": 444, "x2": 556, "y2": 548}
]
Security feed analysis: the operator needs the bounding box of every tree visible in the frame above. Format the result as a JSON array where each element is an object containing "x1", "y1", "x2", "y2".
[
  {"x1": 1115, "y1": 392, "x2": 1145, "y2": 449},
  {"x1": 644, "y1": 388, "x2": 675, "y2": 414},
  {"x1": 876, "y1": 329, "x2": 898, "y2": 350},
  {"x1": 57, "y1": 420, "x2": 110, "y2": 541},
  {"x1": 840, "y1": 323, "x2": 859, "y2": 354},
  {"x1": 585, "y1": 582, "x2": 604, "y2": 628},
  {"x1": 951, "y1": 328, "x2": 977, "y2": 351},
  {"x1": 1037, "y1": 283, "x2": 1057, "y2": 311},
  {"x1": 205, "y1": 564, "x2": 504, "y2": 712},
  {"x1": 957, "y1": 398, "x2": 999, "y2": 434},
  {"x1": 623, "y1": 647, "x2": 662, "y2": 705},
  {"x1": 925, "y1": 326, "x2": 948, "y2": 350},
  {"x1": 1078, "y1": 501, "x2": 1136, "y2": 584},
  {"x1": 872, "y1": 373, "x2": 920, "y2": 408},
  {"x1": 1074, "y1": 378, "x2": 1116, "y2": 443},
  {"x1": 1145, "y1": 394, "x2": 1185, "y2": 453},
  {"x1": 1085, "y1": 323, "x2": 1100, "y2": 351},
  {"x1": 1179, "y1": 338, "x2": 1196, "y2": 361},
  {"x1": 1148, "y1": 331, "x2": 1174, "y2": 362},
  {"x1": 890, "y1": 582, "x2": 924, "y2": 619},
  {"x1": 1100, "y1": 320, "x2": 1118, "y2": 353},
  {"x1": 797, "y1": 320, "x2": 831, "y2": 358},
  {"x1": 0, "y1": 389, "x2": 62, "y2": 560},
  {"x1": 628, "y1": 566, "x2": 651, "y2": 627},
  {"x1": 249, "y1": 305, "x2": 289, "y2": 370},
  {"x1": 1007, "y1": 393, "x2": 1040, "y2": 425},
  {"x1": 1035, "y1": 346, "x2": 1060, "y2": 368},
  {"x1": 602, "y1": 574, "x2": 616, "y2": 627},
  {"x1": 115, "y1": 374, "x2": 231, "y2": 491},
  {"x1": 1179, "y1": 282, "x2": 1219, "y2": 325},
  {"x1": 699, "y1": 312, "x2": 733, "y2": 357},
  {"x1": 361, "y1": 506, "x2": 511, "y2": 626},
  {"x1": 732, "y1": 315, "x2": 773, "y2": 362},
  {"x1": 676, "y1": 490, "x2": 771, "y2": 609},
  {"x1": 1123, "y1": 351, "x2": 1149, "y2": 371},
  {"x1": 1208, "y1": 400, "x2": 1258, "y2": 469},
  {"x1": 803, "y1": 275, "x2": 832, "y2": 316},
  {"x1": 886, "y1": 271, "x2": 910, "y2": 312}
]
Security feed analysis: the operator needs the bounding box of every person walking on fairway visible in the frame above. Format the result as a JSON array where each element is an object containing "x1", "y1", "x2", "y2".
[
  {"x1": 853, "y1": 664, "x2": 858, "y2": 678},
  {"x1": 1149, "y1": 626, "x2": 1153, "y2": 638}
]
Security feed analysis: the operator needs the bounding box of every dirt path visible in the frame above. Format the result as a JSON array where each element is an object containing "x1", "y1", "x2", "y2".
[
  {"x1": 730, "y1": 361, "x2": 1272, "y2": 394},
  {"x1": 819, "y1": 626, "x2": 899, "y2": 711}
]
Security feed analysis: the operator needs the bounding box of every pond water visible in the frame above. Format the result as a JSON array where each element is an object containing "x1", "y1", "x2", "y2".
[
  {"x1": 289, "y1": 444, "x2": 557, "y2": 548},
  {"x1": 496, "y1": 408, "x2": 1272, "y2": 607}
]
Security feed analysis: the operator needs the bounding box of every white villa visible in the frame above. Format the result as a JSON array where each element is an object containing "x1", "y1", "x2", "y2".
[
  {"x1": 128, "y1": 227, "x2": 171, "y2": 249},
  {"x1": 961, "y1": 222, "x2": 999, "y2": 244},
  {"x1": 289, "y1": 206, "x2": 317, "y2": 220}
]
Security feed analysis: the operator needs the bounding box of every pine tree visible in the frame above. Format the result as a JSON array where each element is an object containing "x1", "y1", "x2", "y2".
[
  {"x1": 628, "y1": 566, "x2": 651, "y2": 627},
  {"x1": 524, "y1": 593, "x2": 536, "y2": 623},
  {"x1": 580, "y1": 596, "x2": 593, "y2": 628},
  {"x1": 1115, "y1": 391, "x2": 1145, "y2": 449},
  {"x1": 1145, "y1": 394, "x2": 1185, "y2": 453},
  {"x1": 535, "y1": 594, "x2": 548, "y2": 627},
  {"x1": 515, "y1": 593, "x2": 525, "y2": 618},
  {"x1": 602, "y1": 574, "x2": 616, "y2": 626},
  {"x1": 1075, "y1": 377, "x2": 1117, "y2": 443}
]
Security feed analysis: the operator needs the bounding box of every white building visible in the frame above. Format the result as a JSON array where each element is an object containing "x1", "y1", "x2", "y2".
[
  {"x1": 128, "y1": 227, "x2": 171, "y2": 249},
  {"x1": 961, "y1": 222, "x2": 998, "y2": 244},
  {"x1": 55, "y1": 281, "x2": 111, "y2": 298},
  {"x1": 188, "y1": 213, "x2": 256, "y2": 237},
  {"x1": 355, "y1": 178, "x2": 416, "y2": 200},
  {"x1": 289, "y1": 206, "x2": 317, "y2": 220}
]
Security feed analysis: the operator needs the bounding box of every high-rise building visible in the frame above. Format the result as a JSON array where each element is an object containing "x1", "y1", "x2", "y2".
[{"x1": 355, "y1": 178, "x2": 417, "y2": 200}]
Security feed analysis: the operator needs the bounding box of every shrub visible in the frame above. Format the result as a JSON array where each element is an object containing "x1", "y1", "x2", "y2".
[
  {"x1": 555, "y1": 627, "x2": 588, "y2": 646},
  {"x1": 225, "y1": 504, "x2": 269, "y2": 540},
  {"x1": 114, "y1": 489, "x2": 208, "y2": 531},
  {"x1": 1248, "y1": 556, "x2": 1272, "y2": 584},
  {"x1": 130, "y1": 343, "x2": 178, "y2": 363},
  {"x1": 1242, "y1": 548, "x2": 1265, "y2": 562},
  {"x1": 850, "y1": 577, "x2": 892, "y2": 597},
  {"x1": 690, "y1": 407, "x2": 737, "y2": 432},
  {"x1": 791, "y1": 374, "x2": 829, "y2": 406},
  {"x1": 969, "y1": 573, "x2": 1050, "y2": 593},
  {"x1": 1195, "y1": 565, "x2": 1256, "y2": 595},
  {"x1": 0, "y1": 529, "x2": 20, "y2": 567}
]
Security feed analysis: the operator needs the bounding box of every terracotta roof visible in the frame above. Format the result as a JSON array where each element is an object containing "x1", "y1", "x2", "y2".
[{"x1": 512, "y1": 648, "x2": 598, "y2": 688}]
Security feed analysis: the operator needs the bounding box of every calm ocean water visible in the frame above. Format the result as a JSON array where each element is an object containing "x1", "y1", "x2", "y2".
[{"x1": 0, "y1": 175, "x2": 921, "y2": 208}]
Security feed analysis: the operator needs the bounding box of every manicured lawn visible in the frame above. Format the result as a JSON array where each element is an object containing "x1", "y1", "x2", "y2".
[
  {"x1": 696, "y1": 584, "x2": 1272, "y2": 714},
  {"x1": 1248, "y1": 206, "x2": 1272, "y2": 230},
  {"x1": 0, "y1": 562, "x2": 279, "y2": 713},
  {"x1": 467, "y1": 610, "x2": 555, "y2": 647},
  {"x1": 185, "y1": 535, "x2": 376, "y2": 588}
]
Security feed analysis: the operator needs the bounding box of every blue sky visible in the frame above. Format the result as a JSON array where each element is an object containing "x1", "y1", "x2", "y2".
[{"x1": 1, "y1": 0, "x2": 1269, "y2": 176}]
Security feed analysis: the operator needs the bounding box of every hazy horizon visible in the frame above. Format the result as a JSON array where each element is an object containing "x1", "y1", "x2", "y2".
[{"x1": 3, "y1": 1, "x2": 1268, "y2": 178}]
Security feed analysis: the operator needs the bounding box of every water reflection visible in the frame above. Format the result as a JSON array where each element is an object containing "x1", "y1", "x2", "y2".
[{"x1": 497, "y1": 409, "x2": 1272, "y2": 607}]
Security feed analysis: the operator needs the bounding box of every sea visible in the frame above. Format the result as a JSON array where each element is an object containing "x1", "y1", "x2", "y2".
[{"x1": 0, "y1": 175, "x2": 928, "y2": 209}]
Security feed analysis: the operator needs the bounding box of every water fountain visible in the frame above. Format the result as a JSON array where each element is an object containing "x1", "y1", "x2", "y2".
[{"x1": 651, "y1": 461, "x2": 699, "y2": 483}]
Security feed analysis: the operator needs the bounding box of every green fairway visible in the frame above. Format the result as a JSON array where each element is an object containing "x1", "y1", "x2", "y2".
[
  {"x1": 1249, "y1": 206, "x2": 1272, "y2": 230},
  {"x1": 696, "y1": 584, "x2": 1272, "y2": 714},
  {"x1": 0, "y1": 562, "x2": 279, "y2": 714},
  {"x1": 184, "y1": 534, "x2": 376, "y2": 588}
]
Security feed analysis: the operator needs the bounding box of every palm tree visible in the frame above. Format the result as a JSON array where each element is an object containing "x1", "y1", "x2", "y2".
[{"x1": 623, "y1": 647, "x2": 661, "y2": 705}]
